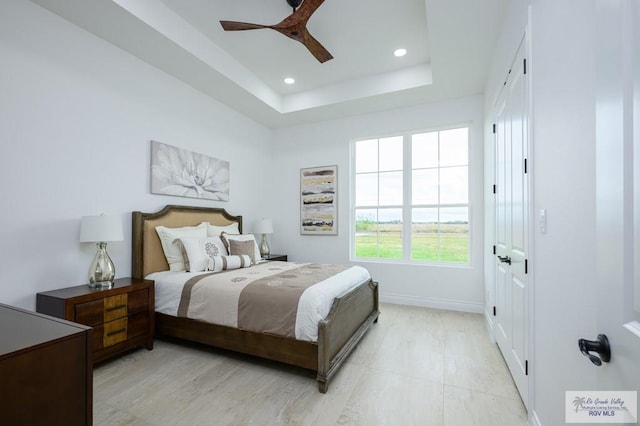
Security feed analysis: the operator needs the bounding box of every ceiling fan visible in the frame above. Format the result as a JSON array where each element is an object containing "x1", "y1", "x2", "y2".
[{"x1": 220, "y1": 0, "x2": 333, "y2": 63}]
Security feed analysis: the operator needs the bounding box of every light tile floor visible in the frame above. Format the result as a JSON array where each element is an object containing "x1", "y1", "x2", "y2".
[{"x1": 94, "y1": 303, "x2": 528, "y2": 425}]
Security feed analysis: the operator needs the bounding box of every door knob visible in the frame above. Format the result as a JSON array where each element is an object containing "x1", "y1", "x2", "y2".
[
  {"x1": 578, "y1": 334, "x2": 611, "y2": 366},
  {"x1": 498, "y1": 255, "x2": 512, "y2": 264}
]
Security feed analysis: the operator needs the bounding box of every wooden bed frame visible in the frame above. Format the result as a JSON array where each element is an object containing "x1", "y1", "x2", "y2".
[{"x1": 131, "y1": 205, "x2": 379, "y2": 392}]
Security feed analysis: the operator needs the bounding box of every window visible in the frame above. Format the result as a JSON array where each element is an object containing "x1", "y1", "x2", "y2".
[{"x1": 353, "y1": 127, "x2": 470, "y2": 264}]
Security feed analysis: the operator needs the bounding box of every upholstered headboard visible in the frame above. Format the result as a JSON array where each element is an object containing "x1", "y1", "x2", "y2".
[{"x1": 132, "y1": 205, "x2": 242, "y2": 279}]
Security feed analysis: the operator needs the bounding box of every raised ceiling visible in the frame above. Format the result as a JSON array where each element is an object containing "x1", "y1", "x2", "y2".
[{"x1": 30, "y1": 0, "x2": 508, "y2": 128}]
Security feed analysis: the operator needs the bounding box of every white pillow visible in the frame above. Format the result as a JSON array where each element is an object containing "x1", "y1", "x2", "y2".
[
  {"x1": 205, "y1": 222, "x2": 240, "y2": 237},
  {"x1": 209, "y1": 255, "x2": 252, "y2": 272},
  {"x1": 155, "y1": 223, "x2": 207, "y2": 271},
  {"x1": 220, "y1": 232, "x2": 261, "y2": 265},
  {"x1": 176, "y1": 236, "x2": 229, "y2": 272}
]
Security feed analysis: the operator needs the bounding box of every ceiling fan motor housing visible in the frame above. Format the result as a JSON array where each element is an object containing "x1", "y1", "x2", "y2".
[{"x1": 287, "y1": 0, "x2": 304, "y2": 9}]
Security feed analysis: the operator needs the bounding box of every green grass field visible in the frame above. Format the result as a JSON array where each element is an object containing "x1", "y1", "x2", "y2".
[{"x1": 355, "y1": 223, "x2": 469, "y2": 263}]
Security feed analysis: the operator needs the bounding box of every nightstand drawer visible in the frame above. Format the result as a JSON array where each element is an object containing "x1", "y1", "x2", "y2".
[
  {"x1": 104, "y1": 294, "x2": 128, "y2": 322},
  {"x1": 75, "y1": 299, "x2": 104, "y2": 326},
  {"x1": 128, "y1": 311, "x2": 150, "y2": 338},
  {"x1": 93, "y1": 312, "x2": 149, "y2": 351},
  {"x1": 75, "y1": 294, "x2": 130, "y2": 325},
  {"x1": 103, "y1": 318, "x2": 128, "y2": 347},
  {"x1": 127, "y1": 289, "x2": 149, "y2": 315}
]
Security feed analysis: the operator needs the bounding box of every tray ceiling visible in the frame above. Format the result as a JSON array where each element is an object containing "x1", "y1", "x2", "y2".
[{"x1": 30, "y1": 0, "x2": 508, "y2": 127}]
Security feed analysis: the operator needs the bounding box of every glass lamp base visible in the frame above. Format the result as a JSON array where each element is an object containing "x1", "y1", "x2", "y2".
[
  {"x1": 88, "y1": 281, "x2": 114, "y2": 289},
  {"x1": 259, "y1": 233, "x2": 270, "y2": 257},
  {"x1": 88, "y1": 242, "x2": 116, "y2": 289}
]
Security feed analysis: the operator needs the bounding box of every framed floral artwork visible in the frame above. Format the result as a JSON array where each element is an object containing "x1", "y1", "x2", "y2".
[
  {"x1": 300, "y1": 165, "x2": 337, "y2": 235},
  {"x1": 150, "y1": 141, "x2": 229, "y2": 201}
]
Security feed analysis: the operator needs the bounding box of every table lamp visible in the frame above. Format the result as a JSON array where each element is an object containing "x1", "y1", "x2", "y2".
[
  {"x1": 80, "y1": 214, "x2": 124, "y2": 289},
  {"x1": 254, "y1": 218, "x2": 273, "y2": 257}
]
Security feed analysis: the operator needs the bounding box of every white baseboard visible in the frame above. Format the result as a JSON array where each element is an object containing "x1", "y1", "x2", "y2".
[
  {"x1": 529, "y1": 409, "x2": 542, "y2": 426},
  {"x1": 484, "y1": 308, "x2": 496, "y2": 342},
  {"x1": 379, "y1": 293, "x2": 483, "y2": 313}
]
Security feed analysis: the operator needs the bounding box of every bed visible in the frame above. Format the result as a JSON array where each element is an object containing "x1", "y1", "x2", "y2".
[{"x1": 131, "y1": 205, "x2": 379, "y2": 392}]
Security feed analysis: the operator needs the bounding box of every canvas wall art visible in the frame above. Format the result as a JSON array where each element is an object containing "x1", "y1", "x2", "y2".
[
  {"x1": 150, "y1": 140, "x2": 229, "y2": 201},
  {"x1": 300, "y1": 165, "x2": 337, "y2": 235}
]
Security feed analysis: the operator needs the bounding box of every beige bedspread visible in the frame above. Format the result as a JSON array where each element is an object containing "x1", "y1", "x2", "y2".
[{"x1": 177, "y1": 262, "x2": 350, "y2": 338}]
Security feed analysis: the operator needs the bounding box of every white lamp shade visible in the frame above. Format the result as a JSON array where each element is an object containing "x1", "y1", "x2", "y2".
[
  {"x1": 80, "y1": 215, "x2": 124, "y2": 242},
  {"x1": 254, "y1": 218, "x2": 273, "y2": 234}
]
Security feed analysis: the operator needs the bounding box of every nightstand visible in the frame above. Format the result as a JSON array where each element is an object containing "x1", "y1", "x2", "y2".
[
  {"x1": 262, "y1": 254, "x2": 288, "y2": 261},
  {"x1": 37, "y1": 277, "x2": 154, "y2": 364}
]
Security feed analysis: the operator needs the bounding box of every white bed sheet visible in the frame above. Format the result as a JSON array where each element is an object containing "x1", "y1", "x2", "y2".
[{"x1": 147, "y1": 262, "x2": 371, "y2": 341}]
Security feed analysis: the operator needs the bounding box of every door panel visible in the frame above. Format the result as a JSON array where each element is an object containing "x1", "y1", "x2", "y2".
[
  {"x1": 496, "y1": 103, "x2": 508, "y2": 252},
  {"x1": 511, "y1": 73, "x2": 526, "y2": 258},
  {"x1": 593, "y1": 0, "x2": 640, "y2": 402},
  {"x1": 511, "y1": 275, "x2": 527, "y2": 377},
  {"x1": 508, "y1": 47, "x2": 528, "y2": 279},
  {"x1": 495, "y1": 263, "x2": 509, "y2": 346},
  {"x1": 494, "y1": 36, "x2": 529, "y2": 408}
]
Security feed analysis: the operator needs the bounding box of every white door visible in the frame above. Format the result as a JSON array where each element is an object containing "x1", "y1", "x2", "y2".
[
  {"x1": 494, "y1": 36, "x2": 529, "y2": 408},
  {"x1": 588, "y1": 0, "x2": 640, "y2": 410}
]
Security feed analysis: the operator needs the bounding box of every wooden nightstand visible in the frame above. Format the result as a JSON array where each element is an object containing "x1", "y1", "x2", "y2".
[
  {"x1": 262, "y1": 254, "x2": 288, "y2": 261},
  {"x1": 37, "y1": 277, "x2": 154, "y2": 364}
]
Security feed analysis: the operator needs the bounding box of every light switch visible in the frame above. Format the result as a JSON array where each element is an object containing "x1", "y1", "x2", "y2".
[{"x1": 539, "y1": 209, "x2": 547, "y2": 234}]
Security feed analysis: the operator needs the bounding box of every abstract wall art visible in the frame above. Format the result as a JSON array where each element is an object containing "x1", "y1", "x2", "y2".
[{"x1": 300, "y1": 165, "x2": 337, "y2": 235}]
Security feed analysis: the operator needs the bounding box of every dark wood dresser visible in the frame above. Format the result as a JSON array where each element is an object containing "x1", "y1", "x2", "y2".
[
  {"x1": 0, "y1": 303, "x2": 92, "y2": 425},
  {"x1": 36, "y1": 277, "x2": 154, "y2": 364}
]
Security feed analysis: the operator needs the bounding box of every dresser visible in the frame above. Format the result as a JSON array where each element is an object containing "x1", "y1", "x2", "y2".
[
  {"x1": 37, "y1": 277, "x2": 154, "y2": 363},
  {"x1": 0, "y1": 303, "x2": 92, "y2": 425}
]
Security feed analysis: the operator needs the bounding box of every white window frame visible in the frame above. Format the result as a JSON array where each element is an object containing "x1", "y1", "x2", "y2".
[{"x1": 350, "y1": 124, "x2": 473, "y2": 266}]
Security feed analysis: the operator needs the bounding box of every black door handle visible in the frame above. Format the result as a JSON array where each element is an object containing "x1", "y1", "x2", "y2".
[
  {"x1": 578, "y1": 334, "x2": 611, "y2": 366},
  {"x1": 498, "y1": 255, "x2": 511, "y2": 264}
]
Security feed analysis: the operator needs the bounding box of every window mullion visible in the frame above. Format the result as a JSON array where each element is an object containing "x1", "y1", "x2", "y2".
[
  {"x1": 403, "y1": 133, "x2": 412, "y2": 260},
  {"x1": 436, "y1": 131, "x2": 442, "y2": 261},
  {"x1": 376, "y1": 141, "x2": 381, "y2": 258}
]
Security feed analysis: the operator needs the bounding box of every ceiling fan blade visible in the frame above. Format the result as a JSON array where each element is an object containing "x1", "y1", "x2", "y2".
[
  {"x1": 270, "y1": 25, "x2": 333, "y2": 63},
  {"x1": 220, "y1": 21, "x2": 267, "y2": 31},
  {"x1": 278, "y1": 0, "x2": 325, "y2": 27},
  {"x1": 220, "y1": 0, "x2": 332, "y2": 63},
  {"x1": 303, "y1": 30, "x2": 333, "y2": 63}
]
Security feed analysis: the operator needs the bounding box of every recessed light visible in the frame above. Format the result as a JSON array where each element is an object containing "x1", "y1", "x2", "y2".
[
  {"x1": 394, "y1": 48, "x2": 407, "y2": 57},
  {"x1": 284, "y1": 77, "x2": 295, "y2": 85}
]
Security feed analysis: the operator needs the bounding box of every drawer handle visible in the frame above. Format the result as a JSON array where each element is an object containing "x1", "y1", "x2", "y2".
[
  {"x1": 106, "y1": 305, "x2": 127, "y2": 312},
  {"x1": 106, "y1": 328, "x2": 126, "y2": 337}
]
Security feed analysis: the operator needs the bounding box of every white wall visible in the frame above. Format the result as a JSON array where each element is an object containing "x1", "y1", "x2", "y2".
[
  {"x1": 530, "y1": 2, "x2": 599, "y2": 423},
  {"x1": 0, "y1": 0, "x2": 273, "y2": 309},
  {"x1": 272, "y1": 96, "x2": 485, "y2": 312},
  {"x1": 485, "y1": 1, "x2": 599, "y2": 424}
]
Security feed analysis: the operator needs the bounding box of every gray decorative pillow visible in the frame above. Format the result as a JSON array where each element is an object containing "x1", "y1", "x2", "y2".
[
  {"x1": 220, "y1": 232, "x2": 261, "y2": 264},
  {"x1": 228, "y1": 239, "x2": 257, "y2": 265}
]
